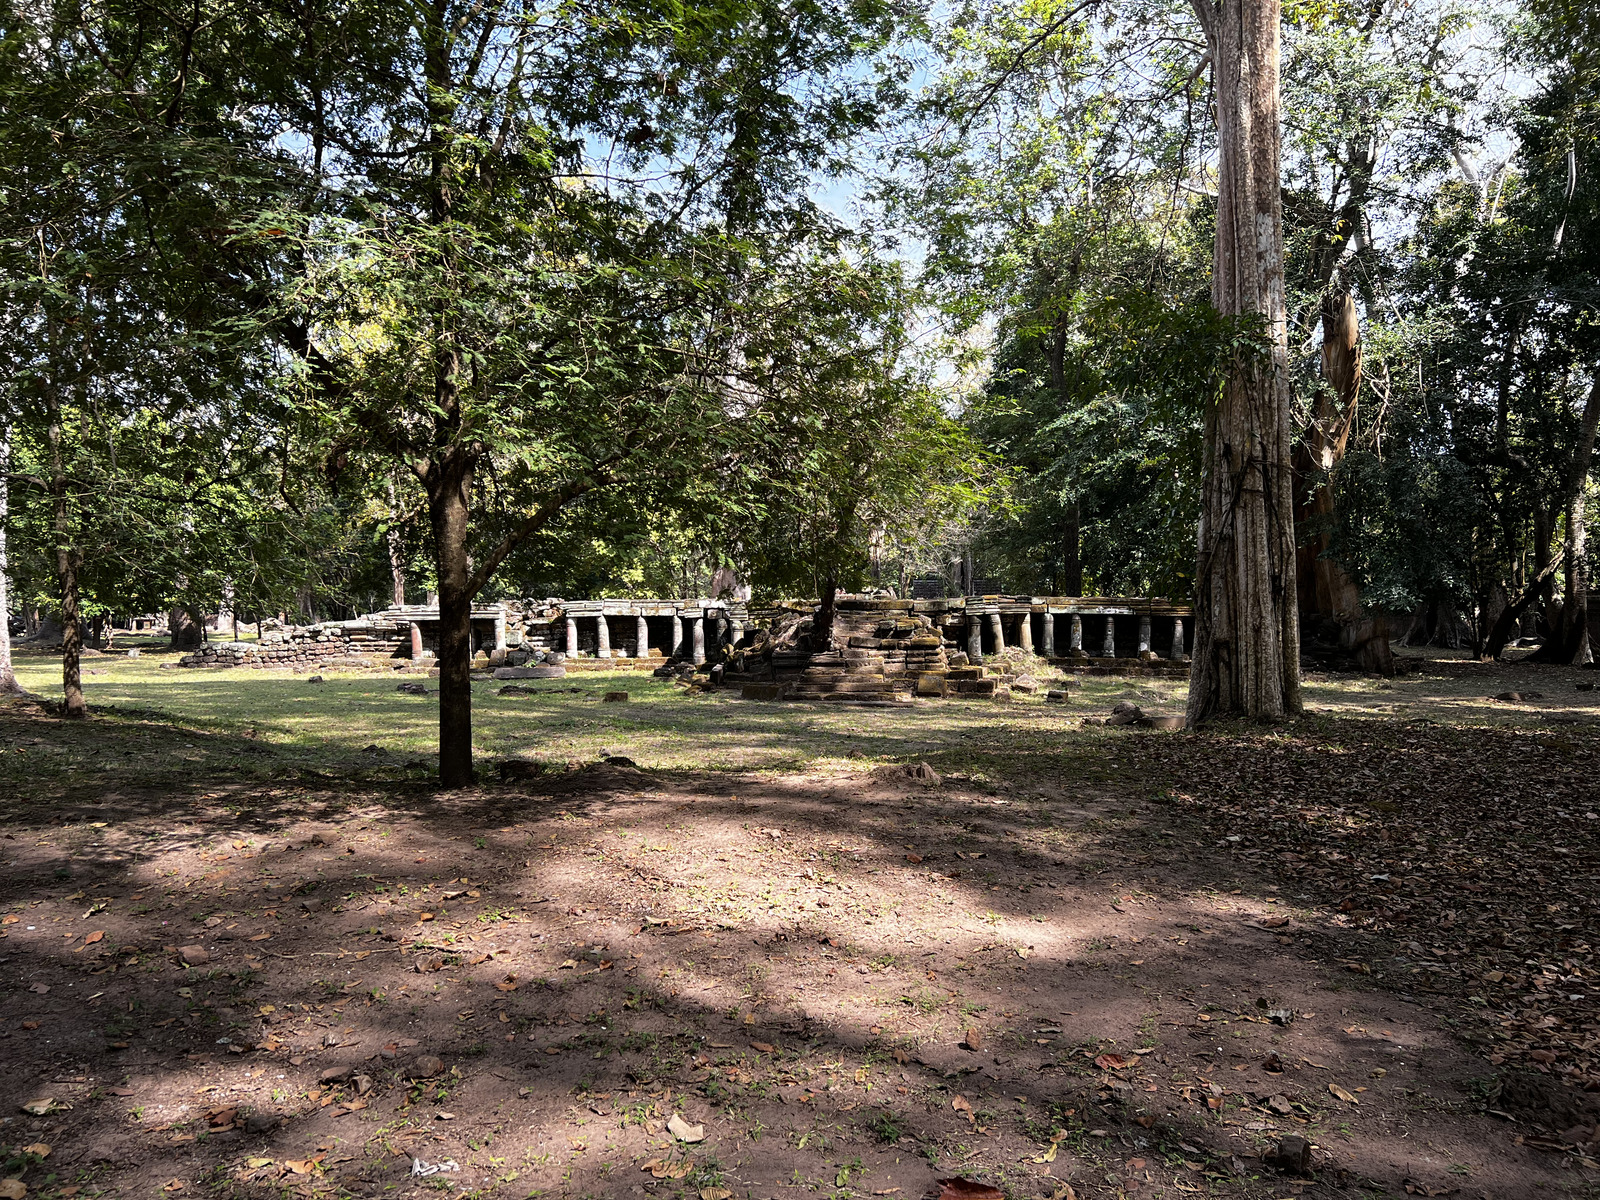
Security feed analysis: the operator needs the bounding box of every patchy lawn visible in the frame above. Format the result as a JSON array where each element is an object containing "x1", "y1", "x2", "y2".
[{"x1": 1, "y1": 648, "x2": 1597, "y2": 1199}]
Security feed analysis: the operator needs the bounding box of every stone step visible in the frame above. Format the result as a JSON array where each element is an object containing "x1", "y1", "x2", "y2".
[
  {"x1": 787, "y1": 691, "x2": 915, "y2": 705},
  {"x1": 951, "y1": 678, "x2": 998, "y2": 695},
  {"x1": 796, "y1": 679, "x2": 905, "y2": 694}
]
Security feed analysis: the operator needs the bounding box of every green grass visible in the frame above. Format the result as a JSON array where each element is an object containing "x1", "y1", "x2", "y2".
[{"x1": 8, "y1": 648, "x2": 1150, "y2": 777}]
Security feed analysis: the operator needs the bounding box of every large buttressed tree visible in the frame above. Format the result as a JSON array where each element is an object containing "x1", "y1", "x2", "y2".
[{"x1": 1185, "y1": 0, "x2": 1302, "y2": 723}]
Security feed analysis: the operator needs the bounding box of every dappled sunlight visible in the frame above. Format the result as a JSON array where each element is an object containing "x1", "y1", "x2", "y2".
[{"x1": 3, "y1": 656, "x2": 1595, "y2": 1196}]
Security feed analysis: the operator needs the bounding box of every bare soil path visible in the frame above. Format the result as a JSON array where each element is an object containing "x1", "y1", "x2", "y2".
[{"x1": 1, "y1": 649, "x2": 1597, "y2": 1199}]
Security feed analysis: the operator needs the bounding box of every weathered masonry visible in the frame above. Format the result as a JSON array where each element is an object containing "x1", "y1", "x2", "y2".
[
  {"x1": 177, "y1": 593, "x2": 1189, "y2": 683},
  {"x1": 176, "y1": 599, "x2": 750, "y2": 670}
]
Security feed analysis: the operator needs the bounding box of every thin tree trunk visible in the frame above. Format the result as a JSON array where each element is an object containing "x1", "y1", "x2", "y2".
[
  {"x1": 428, "y1": 453, "x2": 475, "y2": 787},
  {"x1": 0, "y1": 424, "x2": 20, "y2": 694},
  {"x1": 387, "y1": 477, "x2": 407, "y2": 607},
  {"x1": 1063, "y1": 502, "x2": 1083, "y2": 596},
  {"x1": 47, "y1": 376, "x2": 87, "y2": 718},
  {"x1": 1186, "y1": 0, "x2": 1302, "y2": 724}
]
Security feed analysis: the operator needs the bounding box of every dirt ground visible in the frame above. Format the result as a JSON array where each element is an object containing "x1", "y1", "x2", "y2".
[{"x1": 1, "y1": 649, "x2": 1598, "y2": 1200}]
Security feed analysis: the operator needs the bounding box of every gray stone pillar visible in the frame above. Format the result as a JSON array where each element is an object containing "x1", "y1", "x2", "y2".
[
  {"x1": 1171, "y1": 617, "x2": 1187, "y2": 660},
  {"x1": 565, "y1": 615, "x2": 578, "y2": 656},
  {"x1": 967, "y1": 616, "x2": 982, "y2": 661},
  {"x1": 493, "y1": 610, "x2": 507, "y2": 653},
  {"x1": 636, "y1": 614, "x2": 649, "y2": 656},
  {"x1": 410, "y1": 622, "x2": 424, "y2": 660},
  {"x1": 1137, "y1": 615, "x2": 1152, "y2": 654},
  {"x1": 1069, "y1": 614, "x2": 1083, "y2": 652},
  {"x1": 596, "y1": 614, "x2": 611, "y2": 658},
  {"x1": 670, "y1": 614, "x2": 683, "y2": 658},
  {"x1": 988, "y1": 612, "x2": 1005, "y2": 652},
  {"x1": 692, "y1": 616, "x2": 706, "y2": 664},
  {"x1": 1101, "y1": 616, "x2": 1116, "y2": 657},
  {"x1": 730, "y1": 617, "x2": 744, "y2": 647},
  {"x1": 1041, "y1": 613, "x2": 1055, "y2": 657},
  {"x1": 1019, "y1": 612, "x2": 1035, "y2": 655}
]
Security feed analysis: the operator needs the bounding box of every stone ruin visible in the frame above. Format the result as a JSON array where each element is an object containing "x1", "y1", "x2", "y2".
[{"x1": 177, "y1": 592, "x2": 1192, "y2": 703}]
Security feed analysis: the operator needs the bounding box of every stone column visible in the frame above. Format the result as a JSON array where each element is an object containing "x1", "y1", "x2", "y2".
[
  {"x1": 1019, "y1": 612, "x2": 1035, "y2": 655},
  {"x1": 967, "y1": 615, "x2": 982, "y2": 661},
  {"x1": 988, "y1": 612, "x2": 1005, "y2": 652},
  {"x1": 493, "y1": 609, "x2": 508, "y2": 653},
  {"x1": 596, "y1": 614, "x2": 611, "y2": 658},
  {"x1": 1041, "y1": 612, "x2": 1055, "y2": 657},
  {"x1": 1101, "y1": 616, "x2": 1117, "y2": 657},
  {"x1": 565, "y1": 615, "x2": 578, "y2": 656},
  {"x1": 670, "y1": 613, "x2": 683, "y2": 658},
  {"x1": 636, "y1": 614, "x2": 649, "y2": 657},
  {"x1": 1137, "y1": 615, "x2": 1152, "y2": 654},
  {"x1": 692, "y1": 616, "x2": 706, "y2": 664},
  {"x1": 729, "y1": 617, "x2": 744, "y2": 647},
  {"x1": 1171, "y1": 617, "x2": 1187, "y2": 660},
  {"x1": 1069, "y1": 614, "x2": 1083, "y2": 652},
  {"x1": 410, "y1": 622, "x2": 424, "y2": 660}
]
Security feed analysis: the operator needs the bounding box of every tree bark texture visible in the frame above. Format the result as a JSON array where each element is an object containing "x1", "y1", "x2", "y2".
[
  {"x1": 1186, "y1": 0, "x2": 1302, "y2": 724},
  {"x1": 1063, "y1": 502, "x2": 1083, "y2": 596},
  {"x1": 0, "y1": 426, "x2": 20, "y2": 694},
  {"x1": 1292, "y1": 292, "x2": 1393, "y2": 674},
  {"x1": 387, "y1": 477, "x2": 407, "y2": 608},
  {"x1": 428, "y1": 452, "x2": 475, "y2": 787},
  {"x1": 46, "y1": 377, "x2": 87, "y2": 718}
]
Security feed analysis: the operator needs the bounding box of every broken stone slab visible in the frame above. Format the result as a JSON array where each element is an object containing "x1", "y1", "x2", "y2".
[
  {"x1": 396, "y1": 682, "x2": 430, "y2": 696},
  {"x1": 914, "y1": 673, "x2": 948, "y2": 697},
  {"x1": 493, "y1": 665, "x2": 566, "y2": 680},
  {"x1": 178, "y1": 944, "x2": 209, "y2": 966},
  {"x1": 1011, "y1": 676, "x2": 1039, "y2": 694}
]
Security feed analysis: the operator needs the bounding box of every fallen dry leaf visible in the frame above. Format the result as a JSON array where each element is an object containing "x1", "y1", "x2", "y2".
[
  {"x1": 666, "y1": 1113, "x2": 704, "y2": 1143},
  {"x1": 642, "y1": 1159, "x2": 693, "y2": 1179},
  {"x1": 0, "y1": 1181, "x2": 24, "y2": 1200},
  {"x1": 1328, "y1": 1083, "x2": 1360, "y2": 1105},
  {"x1": 84, "y1": 930, "x2": 103, "y2": 944}
]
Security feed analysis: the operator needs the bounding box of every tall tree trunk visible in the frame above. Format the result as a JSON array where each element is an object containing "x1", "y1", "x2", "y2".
[
  {"x1": 169, "y1": 606, "x2": 201, "y2": 649},
  {"x1": 1293, "y1": 292, "x2": 1393, "y2": 674},
  {"x1": 0, "y1": 425, "x2": 20, "y2": 695},
  {"x1": 428, "y1": 453, "x2": 475, "y2": 787},
  {"x1": 1186, "y1": 0, "x2": 1302, "y2": 724},
  {"x1": 47, "y1": 376, "x2": 87, "y2": 719},
  {"x1": 387, "y1": 477, "x2": 407, "y2": 607},
  {"x1": 1063, "y1": 502, "x2": 1083, "y2": 596},
  {"x1": 1535, "y1": 371, "x2": 1600, "y2": 663}
]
